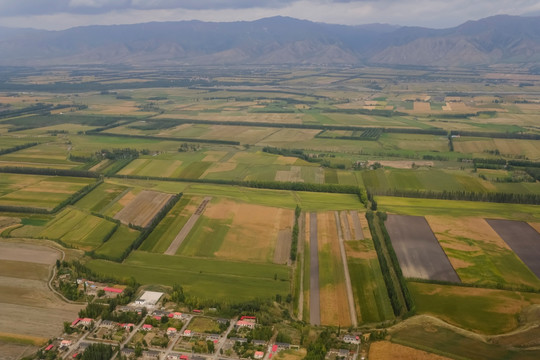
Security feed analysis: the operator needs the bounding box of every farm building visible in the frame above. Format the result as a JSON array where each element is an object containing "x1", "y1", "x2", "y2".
[{"x1": 135, "y1": 291, "x2": 164, "y2": 306}]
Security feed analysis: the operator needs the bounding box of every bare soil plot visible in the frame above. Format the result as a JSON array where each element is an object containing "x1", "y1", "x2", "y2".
[
  {"x1": 164, "y1": 197, "x2": 212, "y2": 255},
  {"x1": 0, "y1": 242, "x2": 59, "y2": 265},
  {"x1": 486, "y1": 219, "x2": 540, "y2": 279},
  {"x1": 274, "y1": 229, "x2": 293, "y2": 264},
  {"x1": 369, "y1": 341, "x2": 451, "y2": 360},
  {"x1": 0, "y1": 340, "x2": 38, "y2": 360},
  {"x1": 349, "y1": 211, "x2": 364, "y2": 240},
  {"x1": 317, "y1": 212, "x2": 351, "y2": 326},
  {"x1": 114, "y1": 190, "x2": 173, "y2": 227},
  {"x1": 413, "y1": 101, "x2": 432, "y2": 112},
  {"x1": 385, "y1": 215, "x2": 460, "y2": 282},
  {"x1": 275, "y1": 166, "x2": 303, "y2": 182},
  {"x1": 339, "y1": 211, "x2": 352, "y2": 241}
]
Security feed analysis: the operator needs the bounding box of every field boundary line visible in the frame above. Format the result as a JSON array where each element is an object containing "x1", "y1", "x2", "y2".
[
  {"x1": 335, "y1": 211, "x2": 358, "y2": 327},
  {"x1": 164, "y1": 196, "x2": 212, "y2": 255}
]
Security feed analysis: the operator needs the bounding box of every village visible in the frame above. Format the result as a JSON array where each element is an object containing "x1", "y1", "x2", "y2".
[{"x1": 40, "y1": 284, "x2": 363, "y2": 360}]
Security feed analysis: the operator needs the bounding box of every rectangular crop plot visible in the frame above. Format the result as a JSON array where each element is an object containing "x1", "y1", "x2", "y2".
[
  {"x1": 385, "y1": 215, "x2": 460, "y2": 282},
  {"x1": 113, "y1": 190, "x2": 173, "y2": 227},
  {"x1": 486, "y1": 219, "x2": 540, "y2": 278}
]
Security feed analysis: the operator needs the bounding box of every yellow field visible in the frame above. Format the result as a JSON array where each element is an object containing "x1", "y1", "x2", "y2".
[
  {"x1": 369, "y1": 341, "x2": 451, "y2": 360},
  {"x1": 317, "y1": 212, "x2": 351, "y2": 327}
]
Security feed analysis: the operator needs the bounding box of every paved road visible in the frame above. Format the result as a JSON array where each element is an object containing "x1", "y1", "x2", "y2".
[
  {"x1": 165, "y1": 197, "x2": 212, "y2": 255},
  {"x1": 334, "y1": 212, "x2": 358, "y2": 327},
  {"x1": 309, "y1": 212, "x2": 321, "y2": 326}
]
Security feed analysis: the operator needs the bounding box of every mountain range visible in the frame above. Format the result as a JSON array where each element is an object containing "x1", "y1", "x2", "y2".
[{"x1": 0, "y1": 15, "x2": 539, "y2": 67}]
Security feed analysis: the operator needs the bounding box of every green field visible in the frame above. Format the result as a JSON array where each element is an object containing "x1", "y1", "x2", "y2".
[
  {"x1": 94, "y1": 225, "x2": 140, "y2": 259},
  {"x1": 74, "y1": 182, "x2": 129, "y2": 213},
  {"x1": 40, "y1": 208, "x2": 117, "y2": 250},
  {"x1": 0, "y1": 174, "x2": 94, "y2": 210},
  {"x1": 376, "y1": 196, "x2": 540, "y2": 221},
  {"x1": 87, "y1": 251, "x2": 290, "y2": 302},
  {"x1": 409, "y1": 282, "x2": 540, "y2": 334},
  {"x1": 346, "y1": 240, "x2": 394, "y2": 324},
  {"x1": 140, "y1": 195, "x2": 197, "y2": 253}
]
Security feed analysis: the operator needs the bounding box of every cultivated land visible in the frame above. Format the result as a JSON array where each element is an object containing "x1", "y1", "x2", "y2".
[
  {"x1": 0, "y1": 242, "x2": 82, "y2": 359},
  {"x1": 427, "y1": 216, "x2": 540, "y2": 288},
  {"x1": 113, "y1": 190, "x2": 173, "y2": 227},
  {"x1": 385, "y1": 215, "x2": 460, "y2": 282},
  {"x1": 486, "y1": 220, "x2": 540, "y2": 279},
  {"x1": 1, "y1": 66, "x2": 540, "y2": 359}
]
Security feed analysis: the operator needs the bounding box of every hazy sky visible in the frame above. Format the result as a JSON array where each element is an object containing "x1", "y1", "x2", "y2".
[{"x1": 0, "y1": 0, "x2": 539, "y2": 30}]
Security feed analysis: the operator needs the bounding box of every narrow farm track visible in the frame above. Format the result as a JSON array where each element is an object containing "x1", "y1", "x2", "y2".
[
  {"x1": 309, "y1": 212, "x2": 321, "y2": 326},
  {"x1": 164, "y1": 196, "x2": 212, "y2": 255},
  {"x1": 334, "y1": 212, "x2": 358, "y2": 327}
]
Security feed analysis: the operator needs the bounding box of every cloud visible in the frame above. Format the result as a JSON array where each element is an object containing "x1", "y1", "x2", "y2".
[{"x1": 0, "y1": 0, "x2": 539, "y2": 30}]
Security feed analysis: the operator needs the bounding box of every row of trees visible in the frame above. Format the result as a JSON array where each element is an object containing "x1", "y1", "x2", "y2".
[{"x1": 290, "y1": 205, "x2": 301, "y2": 261}]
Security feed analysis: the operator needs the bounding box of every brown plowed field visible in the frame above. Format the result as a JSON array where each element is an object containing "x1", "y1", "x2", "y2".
[
  {"x1": 487, "y1": 219, "x2": 540, "y2": 278},
  {"x1": 114, "y1": 190, "x2": 173, "y2": 227},
  {"x1": 385, "y1": 215, "x2": 460, "y2": 282},
  {"x1": 369, "y1": 341, "x2": 451, "y2": 360}
]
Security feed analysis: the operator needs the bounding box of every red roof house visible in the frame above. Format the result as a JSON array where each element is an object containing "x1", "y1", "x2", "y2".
[
  {"x1": 142, "y1": 324, "x2": 153, "y2": 331},
  {"x1": 104, "y1": 287, "x2": 123, "y2": 294},
  {"x1": 45, "y1": 344, "x2": 54, "y2": 351}
]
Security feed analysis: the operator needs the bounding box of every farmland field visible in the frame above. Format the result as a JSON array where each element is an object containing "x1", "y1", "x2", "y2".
[
  {"x1": 177, "y1": 198, "x2": 294, "y2": 263},
  {"x1": 0, "y1": 242, "x2": 82, "y2": 359},
  {"x1": 426, "y1": 216, "x2": 540, "y2": 288},
  {"x1": 408, "y1": 282, "x2": 540, "y2": 334},
  {"x1": 486, "y1": 220, "x2": 540, "y2": 279},
  {"x1": 0, "y1": 174, "x2": 94, "y2": 210},
  {"x1": 93, "y1": 225, "x2": 140, "y2": 259},
  {"x1": 385, "y1": 215, "x2": 460, "y2": 282},
  {"x1": 86, "y1": 251, "x2": 290, "y2": 302},
  {"x1": 113, "y1": 190, "x2": 173, "y2": 227},
  {"x1": 40, "y1": 207, "x2": 117, "y2": 250},
  {"x1": 316, "y1": 211, "x2": 351, "y2": 326}
]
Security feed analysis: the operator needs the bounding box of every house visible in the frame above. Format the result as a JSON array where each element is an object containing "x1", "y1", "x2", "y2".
[
  {"x1": 153, "y1": 310, "x2": 169, "y2": 317},
  {"x1": 142, "y1": 324, "x2": 153, "y2": 331},
  {"x1": 271, "y1": 345, "x2": 278, "y2": 353},
  {"x1": 72, "y1": 353, "x2": 78, "y2": 358},
  {"x1": 192, "y1": 309, "x2": 202, "y2": 313},
  {"x1": 240, "y1": 316, "x2": 256, "y2": 321},
  {"x1": 254, "y1": 351, "x2": 264, "y2": 359},
  {"x1": 167, "y1": 354, "x2": 181, "y2": 360},
  {"x1": 342, "y1": 334, "x2": 361, "y2": 345},
  {"x1": 179, "y1": 355, "x2": 189, "y2": 360},
  {"x1": 121, "y1": 348, "x2": 136, "y2": 358},
  {"x1": 122, "y1": 323, "x2": 135, "y2": 330},
  {"x1": 253, "y1": 340, "x2": 266, "y2": 346},
  {"x1": 100, "y1": 320, "x2": 117, "y2": 328},
  {"x1": 153, "y1": 315, "x2": 162, "y2": 321},
  {"x1": 60, "y1": 340, "x2": 72, "y2": 348},
  {"x1": 80, "y1": 318, "x2": 93, "y2": 326},
  {"x1": 143, "y1": 350, "x2": 160, "y2": 359},
  {"x1": 230, "y1": 337, "x2": 247, "y2": 344},
  {"x1": 216, "y1": 318, "x2": 228, "y2": 325},
  {"x1": 275, "y1": 342, "x2": 290, "y2": 350},
  {"x1": 206, "y1": 334, "x2": 219, "y2": 343},
  {"x1": 183, "y1": 329, "x2": 192, "y2": 337},
  {"x1": 71, "y1": 318, "x2": 81, "y2": 326},
  {"x1": 338, "y1": 349, "x2": 349, "y2": 358},
  {"x1": 235, "y1": 320, "x2": 255, "y2": 329},
  {"x1": 167, "y1": 327, "x2": 178, "y2": 336},
  {"x1": 44, "y1": 344, "x2": 54, "y2": 351}
]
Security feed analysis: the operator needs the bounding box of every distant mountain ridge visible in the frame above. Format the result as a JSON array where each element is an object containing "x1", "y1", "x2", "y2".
[{"x1": 0, "y1": 15, "x2": 539, "y2": 67}]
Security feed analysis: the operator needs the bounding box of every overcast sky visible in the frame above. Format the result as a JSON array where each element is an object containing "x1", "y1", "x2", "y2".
[{"x1": 0, "y1": 0, "x2": 539, "y2": 30}]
